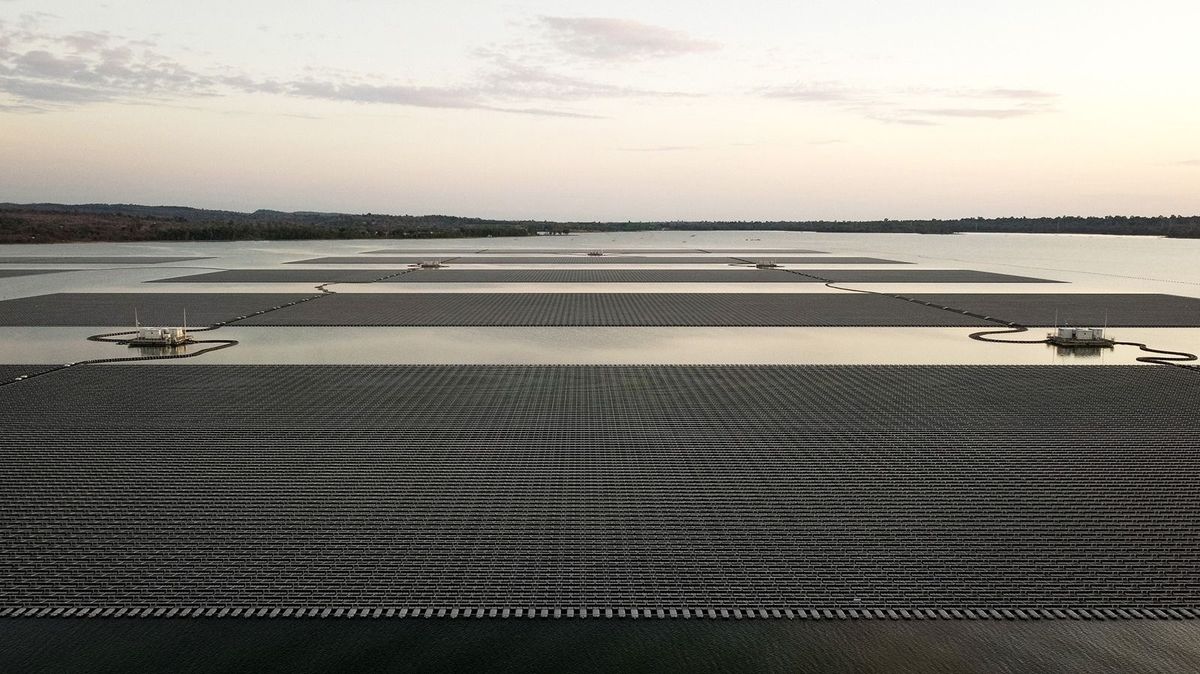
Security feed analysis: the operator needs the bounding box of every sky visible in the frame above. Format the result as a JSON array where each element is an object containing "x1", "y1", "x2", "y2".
[{"x1": 0, "y1": 0, "x2": 1197, "y2": 221}]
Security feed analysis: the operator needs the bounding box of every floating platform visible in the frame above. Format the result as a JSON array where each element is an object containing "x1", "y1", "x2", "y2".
[
  {"x1": 236, "y1": 292, "x2": 988, "y2": 326},
  {"x1": 151, "y1": 269, "x2": 1057, "y2": 284},
  {"x1": 287, "y1": 256, "x2": 905, "y2": 265},
  {"x1": 0, "y1": 365, "x2": 55, "y2": 382},
  {"x1": 362, "y1": 249, "x2": 830, "y2": 254},
  {"x1": 151, "y1": 270, "x2": 403, "y2": 283},
  {"x1": 0, "y1": 364, "x2": 1197, "y2": 618},
  {"x1": 236, "y1": 292, "x2": 1200, "y2": 327},
  {"x1": 0, "y1": 270, "x2": 71, "y2": 279},
  {"x1": 383, "y1": 269, "x2": 1056, "y2": 284},
  {"x1": 0, "y1": 256, "x2": 212, "y2": 264},
  {"x1": 1, "y1": 292, "x2": 1198, "y2": 327},
  {"x1": 907, "y1": 293, "x2": 1200, "y2": 328},
  {"x1": 0, "y1": 293, "x2": 315, "y2": 327}
]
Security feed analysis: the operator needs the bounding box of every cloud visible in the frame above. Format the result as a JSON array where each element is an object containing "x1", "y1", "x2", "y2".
[
  {"x1": 0, "y1": 18, "x2": 659, "y2": 118},
  {"x1": 761, "y1": 81, "x2": 856, "y2": 102},
  {"x1": 0, "y1": 101, "x2": 47, "y2": 113},
  {"x1": 280, "y1": 80, "x2": 480, "y2": 109},
  {"x1": 760, "y1": 81, "x2": 1058, "y2": 125},
  {"x1": 540, "y1": 16, "x2": 719, "y2": 60},
  {"x1": 0, "y1": 21, "x2": 215, "y2": 106},
  {"x1": 902, "y1": 106, "x2": 1047, "y2": 119},
  {"x1": 867, "y1": 113, "x2": 940, "y2": 127},
  {"x1": 617, "y1": 145, "x2": 699, "y2": 152},
  {"x1": 977, "y1": 88, "x2": 1057, "y2": 100},
  {"x1": 1176, "y1": 159, "x2": 1200, "y2": 167},
  {"x1": 476, "y1": 51, "x2": 692, "y2": 101}
]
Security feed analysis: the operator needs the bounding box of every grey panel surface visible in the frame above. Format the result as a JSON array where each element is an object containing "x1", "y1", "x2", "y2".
[
  {"x1": 734, "y1": 256, "x2": 908, "y2": 264},
  {"x1": 151, "y1": 270, "x2": 407, "y2": 283},
  {"x1": 291, "y1": 256, "x2": 902, "y2": 265},
  {"x1": 361, "y1": 249, "x2": 488, "y2": 254},
  {"x1": 239, "y1": 292, "x2": 1200, "y2": 327},
  {"x1": 0, "y1": 365, "x2": 56, "y2": 382},
  {"x1": 1, "y1": 364, "x2": 1197, "y2": 615},
  {"x1": 0, "y1": 257, "x2": 212, "y2": 264},
  {"x1": 697, "y1": 249, "x2": 829, "y2": 254},
  {"x1": 290, "y1": 256, "x2": 742, "y2": 265},
  {"x1": 387, "y1": 269, "x2": 813, "y2": 283},
  {"x1": 364, "y1": 248, "x2": 828, "y2": 254},
  {"x1": 385, "y1": 269, "x2": 1056, "y2": 284},
  {"x1": 0, "y1": 270, "x2": 69, "y2": 279},
  {"x1": 239, "y1": 292, "x2": 985, "y2": 326},
  {"x1": 0, "y1": 293, "x2": 316, "y2": 326},
  {"x1": 285, "y1": 256, "x2": 458, "y2": 265},
  {"x1": 908, "y1": 293, "x2": 1200, "y2": 327}
]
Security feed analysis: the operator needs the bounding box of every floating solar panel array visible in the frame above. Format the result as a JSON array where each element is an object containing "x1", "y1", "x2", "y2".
[
  {"x1": 0, "y1": 257, "x2": 213, "y2": 264},
  {"x1": 148, "y1": 269, "x2": 1056, "y2": 284},
  {"x1": 1, "y1": 292, "x2": 1197, "y2": 327},
  {"x1": 235, "y1": 292, "x2": 987, "y2": 327},
  {"x1": 230, "y1": 293, "x2": 1200, "y2": 327},
  {"x1": 4, "y1": 240, "x2": 1198, "y2": 624},
  {"x1": 0, "y1": 270, "x2": 70, "y2": 279},
  {"x1": 151, "y1": 270, "x2": 415, "y2": 284},
  {"x1": 361, "y1": 249, "x2": 829, "y2": 255},
  {"x1": 287, "y1": 256, "x2": 905, "y2": 265},
  {"x1": 0, "y1": 293, "x2": 318, "y2": 326},
  {"x1": 0, "y1": 365, "x2": 54, "y2": 383},
  {"x1": 377, "y1": 269, "x2": 1055, "y2": 284},
  {"x1": 905, "y1": 293, "x2": 1200, "y2": 327},
  {"x1": 0, "y1": 364, "x2": 1197, "y2": 619}
]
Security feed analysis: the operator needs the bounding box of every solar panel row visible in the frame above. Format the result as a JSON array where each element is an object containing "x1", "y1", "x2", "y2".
[{"x1": 1, "y1": 364, "x2": 1196, "y2": 617}]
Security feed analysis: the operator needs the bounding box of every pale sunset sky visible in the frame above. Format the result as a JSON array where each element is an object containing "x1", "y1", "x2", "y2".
[{"x1": 1, "y1": 0, "x2": 1197, "y2": 220}]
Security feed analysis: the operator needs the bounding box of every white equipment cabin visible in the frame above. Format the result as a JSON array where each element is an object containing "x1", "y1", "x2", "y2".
[
  {"x1": 1047, "y1": 326, "x2": 1113, "y2": 348},
  {"x1": 126, "y1": 309, "x2": 191, "y2": 346},
  {"x1": 129, "y1": 326, "x2": 190, "y2": 346}
]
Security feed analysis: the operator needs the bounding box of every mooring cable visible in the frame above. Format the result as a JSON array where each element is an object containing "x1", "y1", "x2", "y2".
[
  {"x1": 1, "y1": 263, "x2": 437, "y2": 387},
  {"x1": 1109, "y1": 341, "x2": 1199, "y2": 367},
  {"x1": 764, "y1": 265, "x2": 1200, "y2": 372}
]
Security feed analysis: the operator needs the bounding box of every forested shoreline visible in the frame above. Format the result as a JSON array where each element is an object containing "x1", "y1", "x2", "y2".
[{"x1": 2, "y1": 203, "x2": 1198, "y2": 243}]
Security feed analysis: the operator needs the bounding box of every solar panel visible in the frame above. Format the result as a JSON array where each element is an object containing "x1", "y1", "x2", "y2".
[{"x1": 0, "y1": 364, "x2": 1196, "y2": 618}]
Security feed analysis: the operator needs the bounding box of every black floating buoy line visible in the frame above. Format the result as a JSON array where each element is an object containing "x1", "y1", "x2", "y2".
[
  {"x1": 1, "y1": 264, "x2": 435, "y2": 388},
  {"x1": 779, "y1": 269, "x2": 1199, "y2": 372}
]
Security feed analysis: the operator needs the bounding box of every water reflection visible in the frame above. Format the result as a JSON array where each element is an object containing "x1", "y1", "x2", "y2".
[
  {"x1": 1, "y1": 326, "x2": 1195, "y2": 366},
  {"x1": 1054, "y1": 346, "x2": 1107, "y2": 359},
  {"x1": 127, "y1": 344, "x2": 192, "y2": 358},
  {"x1": 0, "y1": 233, "x2": 1198, "y2": 367}
]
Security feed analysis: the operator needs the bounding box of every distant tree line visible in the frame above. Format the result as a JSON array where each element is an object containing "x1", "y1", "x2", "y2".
[
  {"x1": 571, "y1": 215, "x2": 1200, "y2": 238},
  {"x1": 1, "y1": 204, "x2": 1198, "y2": 243}
]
